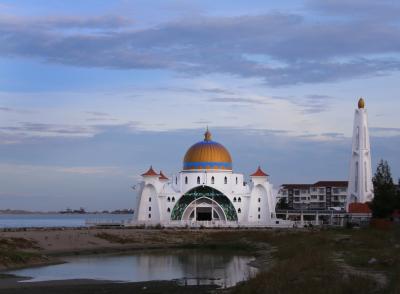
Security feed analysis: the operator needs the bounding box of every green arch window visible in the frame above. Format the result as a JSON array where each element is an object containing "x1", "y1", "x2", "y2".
[{"x1": 171, "y1": 186, "x2": 238, "y2": 221}]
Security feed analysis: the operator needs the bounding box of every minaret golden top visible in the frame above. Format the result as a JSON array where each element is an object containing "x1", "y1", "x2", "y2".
[
  {"x1": 358, "y1": 97, "x2": 365, "y2": 109},
  {"x1": 204, "y1": 127, "x2": 212, "y2": 141}
]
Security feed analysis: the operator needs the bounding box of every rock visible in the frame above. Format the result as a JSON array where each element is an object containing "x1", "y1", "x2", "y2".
[
  {"x1": 368, "y1": 258, "x2": 378, "y2": 264},
  {"x1": 394, "y1": 244, "x2": 400, "y2": 249}
]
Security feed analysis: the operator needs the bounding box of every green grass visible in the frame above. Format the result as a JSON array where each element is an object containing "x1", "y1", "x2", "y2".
[
  {"x1": 0, "y1": 249, "x2": 41, "y2": 265},
  {"x1": 224, "y1": 228, "x2": 399, "y2": 294},
  {"x1": 0, "y1": 237, "x2": 43, "y2": 267}
]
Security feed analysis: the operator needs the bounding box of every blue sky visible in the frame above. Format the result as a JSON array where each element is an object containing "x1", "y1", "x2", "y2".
[{"x1": 0, "y1": 0, "x2": 399, "y2": 210}]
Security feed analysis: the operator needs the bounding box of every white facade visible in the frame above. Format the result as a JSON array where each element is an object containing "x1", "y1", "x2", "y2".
[
  {"x1": 346, "y1": 98, "x2": 374, "y2": 210},
  {"x1": 134, "y1": 169, "x2": 281, "y2": 226}
]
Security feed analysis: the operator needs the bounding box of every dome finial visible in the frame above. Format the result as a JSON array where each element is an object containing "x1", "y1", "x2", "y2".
[
  {"x1": 204, "y1": 127, "x2": 212, "y2": 141},
  {"x1": 358, "y1": 97, "x2": 365, "y2": 109}
]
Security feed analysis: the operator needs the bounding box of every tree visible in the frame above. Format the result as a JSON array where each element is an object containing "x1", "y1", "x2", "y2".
[
  {"x1": 276, "y1": 197, "x2": 289, "y2": 210},
  {"x1": 371, "y1": 160, "x2": 397, "y2": 218}
]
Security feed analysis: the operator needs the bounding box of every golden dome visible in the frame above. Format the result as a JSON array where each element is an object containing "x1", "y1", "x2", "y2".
[
  {"x1": 358, "y1": 97, "x2": 365, "y2": 109},
  {"x1": 183, "y1": 129, "x2": 232, "y2": 171}
]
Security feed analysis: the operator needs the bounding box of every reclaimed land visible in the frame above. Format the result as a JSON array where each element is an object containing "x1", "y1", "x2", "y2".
[{"x1": 0, "y1": 226, "x2": 399, "y2": 294}]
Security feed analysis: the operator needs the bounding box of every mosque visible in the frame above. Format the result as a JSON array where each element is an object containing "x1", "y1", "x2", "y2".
[
  {"x1": 133, "y1": 128, "x2": 289, "y2": 227},
  {"x1": 132, "y1": 98, "x2": 374, "y2": 227}
]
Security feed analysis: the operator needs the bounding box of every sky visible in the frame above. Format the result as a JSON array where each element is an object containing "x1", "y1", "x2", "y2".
[{"x1": 0, "y1": 0, "x2": 399, "y2": 211}]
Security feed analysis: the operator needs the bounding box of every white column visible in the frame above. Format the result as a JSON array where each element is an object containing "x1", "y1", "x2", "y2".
[
  {"x1": 347, "y1": 98, "x2": 374, "y2": 211},
  {"x1": 300, "y1": 212, "x2": 304, "y2": 227}
]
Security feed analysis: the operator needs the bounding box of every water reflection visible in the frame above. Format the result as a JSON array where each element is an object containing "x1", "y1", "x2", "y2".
[{"x1": 8, "y1": 249, "x2": 257, "y2": 288}]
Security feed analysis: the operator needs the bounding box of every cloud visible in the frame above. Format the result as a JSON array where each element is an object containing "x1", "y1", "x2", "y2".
[
  {"x1": 1, "y1": 7, "x2": 400, "y2": 85},
  {"x1": 272, "y1": 94, "x2": 333, "y2": 114},
  {"x1": 0, "y1": 122, "x2": 97, "y2": 140},
  {"x1": 0, "y1": 106, "x2": 14, "y2": 112},
  {"x1": 0, "y1": 121, "x2": 143, "y2": 144},
  {"x1": 321, "y1": 132, "x2": 345, "y2": 139},
  {"x1": 0, "y1": 106, "x2": 31, "y2": 114},
  {"x1": 201, "y1": 88, "x2": 235, "y2": 95},
  {"x1": 0, "y1": 14, "x2": 133, "y2": 30},
  {"x1": 370, "y1": 127, "x2": 400, "y2": 132},
  {"x1": 370, "y1": 127, "x2": 400, "y2": 136},
  {"x1": 193, "y1": 120, "x2": 212, "y2": 125},
  {"x1": 207, "y1": 97, "x2": 269, "y2": 105},
  {"x1": 306, "y1": 0, "x2": 400, "y2": 21},
  {"x1": 56, "y1": 166, "x2": 121, "y2": 175},
  {"x1": 85, "y1": 111, "x2": 110, "y2": 117}
]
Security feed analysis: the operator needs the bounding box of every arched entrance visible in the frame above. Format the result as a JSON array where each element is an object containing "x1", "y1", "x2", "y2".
[
  {"x1": 182, "y1": 197, "x2": 226, "y2": 221},
  {"x1": 171, "y1": 186, "x2": 238, "y2": 221}
]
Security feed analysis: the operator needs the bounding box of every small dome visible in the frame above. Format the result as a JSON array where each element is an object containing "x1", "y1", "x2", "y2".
[
  {"x1": 183, "y1": 129, "x2": 232, "y2": 171},
  {"x1": 358, "y1": 97, "x2": 365, "y2": 109}
]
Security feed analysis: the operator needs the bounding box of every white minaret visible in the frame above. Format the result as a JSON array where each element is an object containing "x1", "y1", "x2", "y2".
[{"x1": 346, "y1": 98, "x2": 374, "y2": 210}]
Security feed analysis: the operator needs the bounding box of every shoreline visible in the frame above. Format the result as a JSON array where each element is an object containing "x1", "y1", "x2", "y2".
[
  {"x1": 0, "y1": 278, "x2": 219, "y2": 293},
  {"x1": 0, "y1": 227, "x2": 271, "y2": 292}
]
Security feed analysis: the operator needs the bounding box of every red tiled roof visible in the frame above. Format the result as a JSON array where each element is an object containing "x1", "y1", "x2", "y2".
[
  {"x1": 159, "y1": 171, "x2": 169, "y2": 180},
  {"x1": 141, "y1": 166, "x2": 158, "y2": 177},
  {"x1": 250, "y1": 166, "x2": 268, "y2": 177},
  {"x1": 348, "y1": 203, "x2": 372, "y2": 214}
]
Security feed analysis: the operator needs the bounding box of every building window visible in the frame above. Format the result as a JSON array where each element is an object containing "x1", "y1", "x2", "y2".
[
  {"x1": 185, "y1": 177, "x2": 188, "y2": 184},
  {"x1": 236, "y1": 177, "x2": 238, "y2": 184},
  {"x1": 258, "y1": 198, "x2": 261, "y2": 203},
  {"x1": 294, "y1": 190, "x2": 300, "y2": 196},
  {"x1": 149, "y1": 197, "x2": 151, "y2": 202},
  {"x1": 258, "y1": 207, "x2": 260, "y2": 212},
  {"x1": 175, "y1": 177, "x2": 177, "y2": 185},
  {"x1": 233, "y1": 197, "x2": 237, "y2": 202},
  {"x1": 148, "y1": 214, "x2": 151, "y2": 219},
  {"x1": 238, "y1": 208, "x2": 241, "y2": 214},
  {"x1": 167, "y1": 197, "x2": 170, "y2": 202},
  {"x1": 258, "y1": 214, "x2": 261, "y2": 219},
  {"x1": 224, "y1": 176, "x2": 227, "y2": 184},
  {"x1": 238, "y1": 197, "x2": 241, "y2": 203},
  {"x1": 211, "y1": 176, "x2": 215, "y2": 184},
  {"x1": 197, "y1": 176, "x2": 200, "y2": 184},
  {"x1": 149, "y1": 206, "x2": 151, "y2": 211},
  {"x1": 172, "y1": 197, "x2": 175, "y2": 202},
  {"x1": 167, "y1": 207, "x2": 170, "y2": 212}
]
